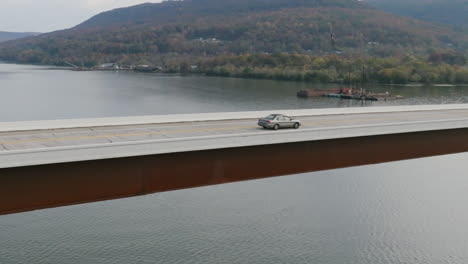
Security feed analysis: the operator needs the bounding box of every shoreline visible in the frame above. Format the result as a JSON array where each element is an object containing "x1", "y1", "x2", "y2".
[{"x1": 2, "y1": 62, "x2": 468, "y2": 87}]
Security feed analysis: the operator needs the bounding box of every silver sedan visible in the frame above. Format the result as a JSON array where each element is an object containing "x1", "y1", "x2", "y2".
[{"x1": 258, "y1": 114, "x2": 301, "y2": 130}]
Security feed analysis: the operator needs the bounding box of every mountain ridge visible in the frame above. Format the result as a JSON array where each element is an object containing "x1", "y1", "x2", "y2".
[
  {"x1": 0, "y1": 31, "x2": 40, "y2": 43},
  {"x1": 0, "y1": 0, "x2": 466, "y2": 66},
  {"x1": 76, "y1": 0, "x2": 367, "y2": 29}
]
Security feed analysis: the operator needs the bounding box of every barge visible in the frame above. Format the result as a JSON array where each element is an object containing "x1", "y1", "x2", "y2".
[{"x1": 297, "y1": 88, "x2": 403, "y2": 101}]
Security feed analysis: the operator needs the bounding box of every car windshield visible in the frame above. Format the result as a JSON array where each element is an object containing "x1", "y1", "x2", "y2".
[{"x1": 264, "y1": 115, "x2": 278, "y2": 120}]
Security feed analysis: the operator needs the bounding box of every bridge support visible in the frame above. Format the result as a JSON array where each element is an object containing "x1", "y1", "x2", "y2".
[{"x1": 2, "y1": 128, "x2": 468, "y2": 215}]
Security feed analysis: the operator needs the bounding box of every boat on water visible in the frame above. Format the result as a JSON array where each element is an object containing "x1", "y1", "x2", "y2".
[
  {"x1": 322, "y1": 93, "x2": 378, "y2": 101},
  {"x1": 298, "y1": 88, "x2": 402, "y2": 101},
  {"x1": 297, "y1": 88, "x2": 341, "y2": 97}
]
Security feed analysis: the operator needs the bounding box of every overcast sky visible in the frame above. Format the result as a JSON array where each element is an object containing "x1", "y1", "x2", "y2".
[{"x1": 0, "y1": 0, "x2": 162, "y2": 33}]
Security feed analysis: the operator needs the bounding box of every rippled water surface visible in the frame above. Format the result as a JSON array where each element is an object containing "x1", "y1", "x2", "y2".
[
  {"x1": 1, "y1": 63, "x2": 468, "y2": 122},
  {"x1": 1, "y1": 63, "x2": 468, "y2": 263},
  {"x1": 1, "y1": 153, "x2": 468, "y2": 264}
]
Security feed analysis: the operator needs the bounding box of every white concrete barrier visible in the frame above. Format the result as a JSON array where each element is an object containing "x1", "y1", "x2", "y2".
[
  {"x1": 2, "y1": 116, "x2": 468, "y2": 169},
  {"x1": 2, "y1": 104, "x2": 468, "y2": 132}
]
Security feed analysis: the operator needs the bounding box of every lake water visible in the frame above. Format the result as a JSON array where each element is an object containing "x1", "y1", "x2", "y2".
[
  {"x1": 1, "y1": 63, "x2": 468, "y2": 122},
  {"x1": 1, "y1": 63, "x2": 468, "y2": 264}
]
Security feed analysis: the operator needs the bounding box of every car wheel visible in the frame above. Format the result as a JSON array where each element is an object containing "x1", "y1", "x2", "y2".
[
  {"x1": 273, "y1": 124, "x2": 280, "y2": 130},
  {"x1": 293, "y1": 123, "x2": 300, "y2": 129},
  {"x1": 263, "y1": 126, "x2": 267, "y2": 129}
]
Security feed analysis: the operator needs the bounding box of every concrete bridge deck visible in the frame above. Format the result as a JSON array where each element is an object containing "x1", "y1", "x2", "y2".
[{"x1": 1, "y1": 104, "x2": 468, "y2": 169}]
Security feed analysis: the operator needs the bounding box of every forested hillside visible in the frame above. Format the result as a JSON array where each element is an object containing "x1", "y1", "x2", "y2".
[
  {"x1": 0, "y1": 0, "x2": 467, "y2": 84},
  {"x1": 76, "y1": 0, "x2": 365, "y2": 29},
  {"x1": 367, "y1": 0, "x2": 468, "y2": 29}
]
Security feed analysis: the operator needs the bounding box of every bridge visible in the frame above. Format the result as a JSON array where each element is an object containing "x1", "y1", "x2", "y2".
[{"x1": 2, "y1": 104, "x2": 468, "y2": 215}]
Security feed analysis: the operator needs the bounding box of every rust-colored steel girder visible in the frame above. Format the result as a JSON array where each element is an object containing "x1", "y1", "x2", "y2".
[{"x1": 1, "y1": 128, "x2": 468, "y2": 215}]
